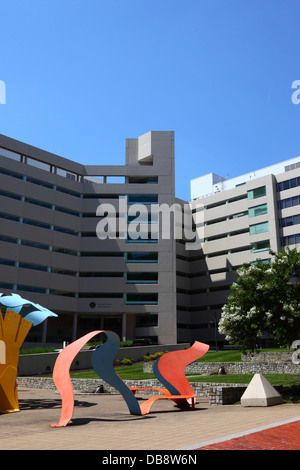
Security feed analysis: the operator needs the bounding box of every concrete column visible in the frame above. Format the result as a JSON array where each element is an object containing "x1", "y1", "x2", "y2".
[
  {"x1": 72, "y1": 313, "x2": 77, "y2": 341},
  {"x1": 41, "y1": 319, "x2": 47, "y2": 343},
  {"x1": 122, "y1": 313, "x2": 127, "y2": 342}
]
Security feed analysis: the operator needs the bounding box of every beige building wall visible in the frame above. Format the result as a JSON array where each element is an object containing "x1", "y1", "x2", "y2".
[{"x1": 176, "y1": 162, "x2": 300, "y2": 346}]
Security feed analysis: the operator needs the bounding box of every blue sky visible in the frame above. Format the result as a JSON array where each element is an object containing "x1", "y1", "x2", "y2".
[{"x1": 0, "y1": 0, "x2": 300, "y2": 201}]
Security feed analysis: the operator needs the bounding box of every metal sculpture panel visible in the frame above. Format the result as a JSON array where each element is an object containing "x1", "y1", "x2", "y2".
[
  {"x1": 50, "y1": 332, "x2": 209, "y2": 426},
  {"x1": 0, "y1": 310, "x2": 32, "y2": 413}
]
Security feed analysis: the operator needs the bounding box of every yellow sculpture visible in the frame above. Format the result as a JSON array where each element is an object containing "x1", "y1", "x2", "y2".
[{"x1": 0, "y1": 310, "x2": 32, "y2": 413}]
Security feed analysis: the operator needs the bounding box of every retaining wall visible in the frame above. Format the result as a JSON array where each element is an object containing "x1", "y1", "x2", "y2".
[
  {"x1": 18, "y1": 343, "x2": 189, "y2": 376},
  {"x1": 17, "y1": 376, "x2": 248, "y2": 406},
  {"x1": 143, "y1": 360, "x2": 300, "y2": 375}
]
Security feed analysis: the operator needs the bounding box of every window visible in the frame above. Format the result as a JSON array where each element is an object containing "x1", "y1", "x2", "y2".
[
  {"x1": 281, "y1": 233, "x2": 300, "y2": 246},
  {"x1": 127, "y1": 194, "x2": 158, "y2": 204},
  {"x1": 128, "y1": 176, "x2": 158, "y2": 184},
  {"x1": 126, "y1": 272, "x2": 158, "y2": 283},
  {"x1": 277, "y1": 177, "x2": 300, "y2": 192},
  {"x1": 248, "y1": 204, "x2": 268, "y2": 217},
  {"x1": 56, "y1": 168, "x2": 77, "y2": 180},
  {"x1": 19, "y1": 262, "x2": 48, "y2": 272},
  {"x1": 247, "y1": 186, "x2": 266, "y2": 200},
  {"x1": 22, "y1": 218, "x2": 51, "y2": 230},
  {"x1": 136, "y1": 314, "x2": 158, "y2": 327},
  {"x1": 251, "y1": 240, "x2": 270, "y2": 252},
  {"x1": 21, "y1": 239, "x2": 50, "y2": 250},
  {"x1": 126, "y1": 252, "x2": 158, "y2": 263},
  {"x1": 0, "y1": 147, "x2": 21, "y2": 161},
  {"x1": 279, "y1": 195, "x2": 300, "y2": 210},
  {"x1": 26, "y1": 157, "x2": 51, "y2": 172},
  {"x1": 249, "y1": 222, "x2": 269, "y2": 235},
  {"x1": 280, "y1": 214, "x2": 300, "y2": 227},
  {"x1": 125, "y1": 293, "x2": 158, "y2": 304}
]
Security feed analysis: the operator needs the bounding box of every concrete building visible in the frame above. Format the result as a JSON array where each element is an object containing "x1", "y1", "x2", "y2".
[
  {"x1": 0, "y1": 131, "x2": 177, "y2": 345},
  {"x1": 181, "y1": 157, "x2": 300, "y2": 346},
  {"x1": 0, "y1": 130, "x2": 299, "y2": 347}
]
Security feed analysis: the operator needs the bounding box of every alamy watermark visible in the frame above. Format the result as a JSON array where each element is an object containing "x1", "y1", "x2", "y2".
[
  {"x1": 95, "y1": 196, "x2": 205, "y2": 251},
  {"x1": 0, "y1": 80, "x2": 6, "y2": 104},
  {"x1": 291, "y1": 80, "x2": 300, "y2": 105}
]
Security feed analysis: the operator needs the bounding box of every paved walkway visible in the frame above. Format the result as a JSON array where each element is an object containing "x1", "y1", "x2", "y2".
[{"x1": 0, "y1": 387, "x2": 299, "y2": 451}]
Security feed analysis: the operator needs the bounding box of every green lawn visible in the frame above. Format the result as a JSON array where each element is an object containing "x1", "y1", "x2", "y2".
[{"x1": 70, "y1": 363, "x2": 300, "y2": 389}]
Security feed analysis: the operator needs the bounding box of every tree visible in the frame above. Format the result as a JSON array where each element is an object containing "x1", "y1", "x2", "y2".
[{"x1": 218, "y1": 247, "x2": 300, "y2": 351}]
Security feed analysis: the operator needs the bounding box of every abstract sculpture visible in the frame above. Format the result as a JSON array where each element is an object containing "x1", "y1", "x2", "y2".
[
  {"x1": 0, "y1": 293, "x2": 57, "y2": 326},
  {"x1": 0, "y1": 310, "x2": 32, "y2": 413},
  {"x1": 50, "y1": 330, "x2": 209, "y2": 427},
  {"x1": 0, "y1": 293, "x2": 57, "y2": 413}
]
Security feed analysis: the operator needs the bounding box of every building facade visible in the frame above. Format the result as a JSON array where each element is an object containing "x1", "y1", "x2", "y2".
[
  {"x1": 0, "y1": 130, "x2": 299, "y2": 347},
  {"x1": 0, "y1": 131, "x2": 177, "y2": 345},
  {"x1": 179, "y1": 158, "x2": 300, "y2": 346}
]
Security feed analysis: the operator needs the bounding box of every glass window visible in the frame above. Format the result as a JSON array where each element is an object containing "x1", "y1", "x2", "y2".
[
  {"x1": 247, "y1": 186, "x2": 266, "y2": 200},
  {"x1": 125, "y1": 293, "x2": 158, "y2": 304},
  {"x1": 0, "y1": 147, "x2": 21, "y2": 161},
  {"x1": 279, "y1": 195, "x2": 300, "y2": 209},
  {"x1": 19, "y1": 262, "x2": 48, "y2": 272},
  {"x1": 126, "y1": 272, "x2": 158, "y2": 283},
  {"x1": 127, "y1": 194, "x2": 158, "y2": 204},
  {"x1": 56, "y1": 168, "x2": 77, "y2": 180},
  {"x1": 26, "y1": 157, "x2": 51, "y2": 172},
  {"x1": 281, "y1": 233, "x2": 300, "y2": 246},
  {"x1": 277, "y1": 177, "x2": 300, "y2": 192},
  {"x1": 249, "y1": 221, "x2": 269, "y2": 235},
  {"x1": 128, "y1": 176, "x2": 158, "y2": 184},
  {"x1": 280, "y1": 214, "x2": 300, "y2": 227},
  {"x1": 248, "y1": 203, "x2": 268, "y2": 217},
  {"x1": 22, "y1": 218, "x2": 51, "y2": 230},
  {"x1": 251, "y1": 240, "x2": 270, "y2": 252},
  {"x1": 136, "y1": 314, "x2": 158, "y2": 327},
  {"x1": 126, "y1": 252, "x2": 158, "y2": 263}
]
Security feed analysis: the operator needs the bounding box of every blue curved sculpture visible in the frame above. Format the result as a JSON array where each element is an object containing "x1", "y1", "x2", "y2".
[
  {"x1": 0, "y1": 293, "x2": 57, "y2": 326},
  {"x1": 50, "y1": 330, "x2": 141, "y2": 427},
  {"x1": 91, "y1": 331, "x2": 141, "y2": 415}
]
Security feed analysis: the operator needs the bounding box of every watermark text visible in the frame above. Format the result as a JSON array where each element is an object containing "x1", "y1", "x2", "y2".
[
  {"x1": 0, "y1": 80, "x2": 6, "y2": 104},
  {"x1": 291, "y1": 80, "x2": 300, "y2": 104},
  {"x1": 95, "y1": 197, "x2": 205, "y2": 251}
]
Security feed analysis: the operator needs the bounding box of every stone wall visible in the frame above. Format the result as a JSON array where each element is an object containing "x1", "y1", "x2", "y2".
[
  {"x1": 143, "y1": 360, "x2": 300, "y2": 375},
  {"x1": 241, "y1": 352, "x2": 293, "y2": 362},
  {"x1": 17, "y1": 376, "x2": 248, "y2": 406},
  {"x1": 18, "y1": 343, "x2": 190, "y2": 376}
]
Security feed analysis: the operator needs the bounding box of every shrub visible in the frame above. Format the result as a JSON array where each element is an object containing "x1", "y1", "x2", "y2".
[{"x1": 120, "y1": 358, "x2": 133, "y2": 366}]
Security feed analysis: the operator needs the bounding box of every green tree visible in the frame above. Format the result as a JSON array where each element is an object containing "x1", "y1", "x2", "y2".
[{"x1": 218, "y1": 247, "x2": 300, "y2": 351}]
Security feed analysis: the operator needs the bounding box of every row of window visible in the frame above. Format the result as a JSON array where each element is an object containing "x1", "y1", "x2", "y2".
[
  {"x1": 0, "y1": 281, "x2": 159, "y2": 304},
  {"x1": 281, "y1": 233, "x2": 300, "y2": 246},
  {"x1": 0, "y1": 166, "x2": 159, "y2": 203},
  {"x1": 279, "y1": 195, "x2": 300, "y2": 210},
  {"x1": 0, "y1": 209, "x2": 160, "y2": 241},
  {"x1": 280, "y1": 214, "x2": 300, "y2": 228},
  {"x1": 0, "y1": 233, "x2": 159, "y2": 262},
  {"x1": 0, "y1": 147, "x2": 159, "y2": 186},
  {"x1": 0, "y1": 258, "x2": 159, "y2": 284},
  {"x1": 277, "y1": 176, "x2": 300, "y2": 192},
  {"x1": 0, "y1": 147, "x2": 80, "y2": 181}
]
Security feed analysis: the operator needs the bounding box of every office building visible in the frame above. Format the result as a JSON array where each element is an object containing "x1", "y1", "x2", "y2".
[
  {"x1": 0, "y1": 131, "x2": 177, "y2": 345},
  {"x1": 0, "y1": 130, "x2": 299, "y2": 347},
  {"x1": 180, "y1": 157, "x2": 300, "y2": 345}
]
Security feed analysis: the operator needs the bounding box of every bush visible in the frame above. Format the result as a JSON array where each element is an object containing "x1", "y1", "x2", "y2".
[
  {"x1": 142, "y1": 351, "x2": 165, "y2": 361},
  {"x1": 120, "y1": 358, "x2": 133, "y2": 366}
]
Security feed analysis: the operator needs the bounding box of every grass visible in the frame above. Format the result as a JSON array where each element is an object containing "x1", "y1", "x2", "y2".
[
  {"x1": 22, "y1": 345, "x2": 300, "y2": 396},
  {"x1": 196, "y1": 348, "x2": 290, "y2": 363},
  {"x1": 70, "y1": 363, "x2": 300, "y2": 388},
  {"x1": 70, "y1": 367, "x2": 300, "y2": 402}
]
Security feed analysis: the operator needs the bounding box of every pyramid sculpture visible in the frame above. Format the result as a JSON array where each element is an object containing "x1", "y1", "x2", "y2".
[{"x1": 241, "y1": 373, "x2": 283, "y2": 407}]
